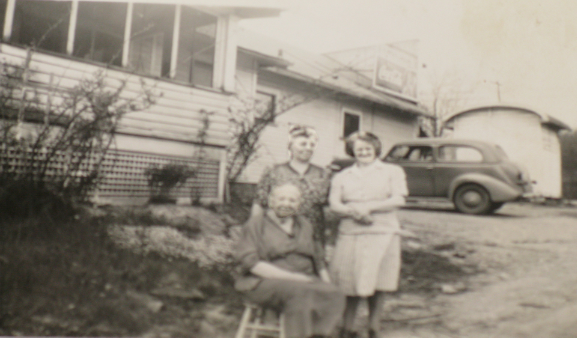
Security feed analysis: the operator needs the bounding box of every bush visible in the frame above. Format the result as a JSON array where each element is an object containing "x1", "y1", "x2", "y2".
[
  {"x1": 144, "y1": 162, "x2": 195, "y2": 204},
  {"x1": 0, "y1": 179, "x2": 75, "y2": 241},
  {"x1": 0, "y1": 52, "x2": 157, "y2": 230}
]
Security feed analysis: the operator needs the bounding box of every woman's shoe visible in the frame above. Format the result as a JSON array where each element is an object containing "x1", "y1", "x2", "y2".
[
  {"x1": 368, "y1": 328, "x2": 378, "y2": 338},
  {"x1": 338, "y1": 328, "x2": 358, "y2": 338}
]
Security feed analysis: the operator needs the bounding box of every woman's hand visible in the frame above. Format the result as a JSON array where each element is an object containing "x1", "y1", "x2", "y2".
[
  {"x1": 349, "y1": 204, "x2": 373, "y2": 225},
  {"x1": 318, "y1": 269, "x2": 331, "y2": 283},
  {"x1": 290, "y1": 272, "x2": 315, "y2": 283}
]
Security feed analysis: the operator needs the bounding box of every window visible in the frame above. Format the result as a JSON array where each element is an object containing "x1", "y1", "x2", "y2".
[
  {"x1": 4, "y1": 2, "x2": 219, "y2": 88},
  {"x1": 254, "y1": 91, "x2": 276, "y2": 120},
  {"x1": 387, "y1": 145, "x2": 433, "y2": 162},
  {"x1": 129, "y1": 4, "x2": 174, "y2": 77},
  {"x1": 438, "y1": 146, "x2": 483, "y2": 163},
  {"x1": 12, "y1": 0, "x2": 71, "y2": 54},
  {"x1": 175, "y1": 7, "x2": 216, "y2": 87},
  {"x1": 73, "y1": 2, "x2": 127, "y2": 66},
  {"x1": 343, "y1": 112, "x2": 360, "y2": 137}
]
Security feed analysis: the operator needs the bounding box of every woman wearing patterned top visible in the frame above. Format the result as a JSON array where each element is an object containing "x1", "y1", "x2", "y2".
[
  {"x1": 329, "y1": 132, "x2": 408, "y2": 338},
  {"x1": 251, "y1": 125, "x2": 331, "y2": 245}
]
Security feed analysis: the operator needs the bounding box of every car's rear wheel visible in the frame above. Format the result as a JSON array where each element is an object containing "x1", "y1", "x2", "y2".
[
  {"x1": 489, "y1": 202, "x2": 505, "y2": 212},
  {"x1": 453, "y1": 184, "x2": 492, "y2": 215}
]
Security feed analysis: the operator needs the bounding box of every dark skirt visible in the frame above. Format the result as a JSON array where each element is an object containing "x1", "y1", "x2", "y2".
[{"x1": 243, "y1": 278, "x2": 346, "y2": 338}]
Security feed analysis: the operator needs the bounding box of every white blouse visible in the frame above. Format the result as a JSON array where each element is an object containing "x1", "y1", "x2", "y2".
[{"x1": 329, "y1": 160, "x2": 408, "y2": 235}]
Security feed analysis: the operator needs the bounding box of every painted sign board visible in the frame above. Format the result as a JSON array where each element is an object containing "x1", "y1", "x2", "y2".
[{"x1": 373, "y1": 46, "x2": 418, "y2": 102}]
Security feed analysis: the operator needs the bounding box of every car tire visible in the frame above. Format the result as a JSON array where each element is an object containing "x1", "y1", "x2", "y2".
[
  {"x1": 489, "y1": 202, "x2": 505, "y2": 212},
  {"x1": 453, "y1": 184, "x2": 492, "y2": 215}
]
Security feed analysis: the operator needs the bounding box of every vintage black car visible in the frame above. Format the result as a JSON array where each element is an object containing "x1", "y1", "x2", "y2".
[{"x1": 331, "y1": 139, "x2": 533, "y2": 215}]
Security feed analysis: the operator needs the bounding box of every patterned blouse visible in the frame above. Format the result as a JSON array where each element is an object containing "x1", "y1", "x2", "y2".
[{"x1": 255, "y1": 162, "x2": 331, "y2": 242}]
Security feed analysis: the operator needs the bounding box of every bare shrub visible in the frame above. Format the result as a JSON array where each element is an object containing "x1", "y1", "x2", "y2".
[{"x1": 0, "y1": 51, "x2": 157, "y2": 227}]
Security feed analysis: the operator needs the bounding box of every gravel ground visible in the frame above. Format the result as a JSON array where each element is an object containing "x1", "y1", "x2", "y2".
[{"x1": 380, "y1": 202, "x2": 577, "y2": 338}]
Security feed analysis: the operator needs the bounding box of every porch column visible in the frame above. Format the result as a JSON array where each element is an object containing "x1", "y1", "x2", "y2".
[
  {"x1": 121, "y1": 2, "x2": 133, "y2": 67},
  {"x1": 169, "y1": 4, "x2": 181, "y2": 79},
  {"x1": 213, "y1": 14, "x2": 238, "y2": 92},
  {"x1": 66, "y1": 0, "x2": 79, "y2": 55},
  {"x1": 3, "y1": 0, "x2": 15, "y2": 41}
]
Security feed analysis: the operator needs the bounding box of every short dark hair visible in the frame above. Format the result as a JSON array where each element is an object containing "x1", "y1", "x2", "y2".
[{"x1": 345, "y1": 131, "x2": 382, "y2": 157}]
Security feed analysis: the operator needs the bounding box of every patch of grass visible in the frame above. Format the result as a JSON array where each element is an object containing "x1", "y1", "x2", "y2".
[
  {"x1": 1, "y1": 201, "x2": 479, "y2": 336},
  {"x1": 400, "y1": 249, "x2": 477, "y2": 293},
  {"x1": 0, "y1": 207, "x2": 242, "y2": 337}
]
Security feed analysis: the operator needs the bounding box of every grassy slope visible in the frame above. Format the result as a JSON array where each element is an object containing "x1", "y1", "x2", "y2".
[
  {"x1": 1, "y1": 204, "x2": 473, "y2": 337},
  {"x1": 0, "y1": 206, "x2": 243, "y2": 337}
]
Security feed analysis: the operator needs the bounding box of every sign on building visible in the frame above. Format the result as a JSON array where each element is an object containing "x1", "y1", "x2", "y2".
[
  {"x1": 325, "y1": 41, "x2": 419, "y2": 103},
  {"x1": 373, "y1": 46, "x2": 418, "y2": 102}
]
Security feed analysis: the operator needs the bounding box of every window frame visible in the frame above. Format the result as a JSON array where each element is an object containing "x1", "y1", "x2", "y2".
[
  {"x1": 254, "y1": 90, "x2": 277, "y2": 122},
  {"x1": 437, "y1": 145, "x2": 485, "y2": 163},
  {"x1": 341, "y1": 109, "x2": 362, "y2": 139},
  {"x1": 386, "y1": 145, "x2": 434, "y2": 163},
  {"x1": 2, "y1": 1, "x2": 226, "y2": 90}
]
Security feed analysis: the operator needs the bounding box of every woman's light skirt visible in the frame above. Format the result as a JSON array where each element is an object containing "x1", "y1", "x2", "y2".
[{"x1": 329, "y1": 232, "x2": 401, "y2": 296}]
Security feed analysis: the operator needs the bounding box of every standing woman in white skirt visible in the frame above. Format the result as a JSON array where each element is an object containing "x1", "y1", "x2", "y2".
[{"x1": 329, "y1": 131, "x2": 408, "y2": 338}]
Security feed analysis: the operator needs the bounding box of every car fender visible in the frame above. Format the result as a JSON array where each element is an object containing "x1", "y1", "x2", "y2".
[{"x1": 449, "y1": 173, "x2": 523, "y2": 202}]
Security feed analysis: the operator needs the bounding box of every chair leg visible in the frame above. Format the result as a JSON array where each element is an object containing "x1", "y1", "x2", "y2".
[
  {"x1": 278, "y1": 313, "x2": 286, "y2": 338},
  {"x1": 249, "y1": 306, "x2": 261, "y2": 338},
  {"x1": 235, "y1": 304, "x2": 285, "y2": 338},
  {"x1": 235, "y1": 306, "x2": 252, "y2": 338}
]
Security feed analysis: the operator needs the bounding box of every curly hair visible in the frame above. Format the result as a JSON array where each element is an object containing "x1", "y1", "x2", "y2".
[
  {"x1": 288, "y1": 124, "x2": 319, "y2": 149},
  {"x1": 344, "y1": 131, "x2": 382, "y2": 157}
]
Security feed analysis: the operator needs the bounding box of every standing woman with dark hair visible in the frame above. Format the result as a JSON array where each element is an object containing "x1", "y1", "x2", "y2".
[
  {"x1": 251, "y1": 125, "x2": 332, "y2": 251},
  {"x1": 329, "y1": 131, "x2": 408, "y2": 338}
]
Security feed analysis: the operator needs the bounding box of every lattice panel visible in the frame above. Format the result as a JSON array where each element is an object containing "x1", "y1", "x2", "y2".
[
  {"x1": 97, "y1": 149, "x2": 220, "y2": 198},
  {"x1": 0, "y1": 146, "x2": 220, "y2": 199}
]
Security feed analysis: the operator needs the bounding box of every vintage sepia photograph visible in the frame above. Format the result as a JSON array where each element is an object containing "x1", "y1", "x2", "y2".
[{"x1": 1, "y1": 0, "x2": 576, "y2": 337}]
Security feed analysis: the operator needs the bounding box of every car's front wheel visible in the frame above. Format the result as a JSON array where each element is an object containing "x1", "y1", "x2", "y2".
[{"x1": 453, "y1": 183, "x2": 492, "y2": 215}]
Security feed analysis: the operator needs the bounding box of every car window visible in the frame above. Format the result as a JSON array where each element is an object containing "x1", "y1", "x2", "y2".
[
  {"x1": 387, "y1": 145, "x2": 433, "y2": 162},
  {"x1": 438, "y1": 146, "x2": 483, "y2": 163}
]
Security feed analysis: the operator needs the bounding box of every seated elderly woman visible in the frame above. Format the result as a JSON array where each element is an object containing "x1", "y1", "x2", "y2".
[{"x1": 234, "y1": 183, "x2": 346, "y2": 338}]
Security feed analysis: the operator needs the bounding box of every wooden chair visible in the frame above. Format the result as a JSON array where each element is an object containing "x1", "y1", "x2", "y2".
[{"x1": 235, "y1": 303, "x2": 285, "y2": 338}]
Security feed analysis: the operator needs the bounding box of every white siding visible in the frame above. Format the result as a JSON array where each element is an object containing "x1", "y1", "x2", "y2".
[
  {"x1": 0, "y1": 43, "x2": 231, "y2": 202},
  {"x1": 450, "y1": 108, "x2": 563, "y2": 198},
  {"x1": 237, "y1": 97, "x2": 343, "y2": 183},
  {"x1": 236, "y1": 71, "x2": 419, "y2": 184},
  {"x1": 369, "y1": 108, "x2": 417, "y2": 154},
  {"x1": 0, "y1": 43, "x2": 232, "y2": 147},
  {"x1": 235, "y1": 52, "x2": 257, "y2": 98}
]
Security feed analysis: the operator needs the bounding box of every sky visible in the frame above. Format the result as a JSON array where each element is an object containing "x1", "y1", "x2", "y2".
[{"x1": 239, "y1": 0, "x2": 577, "y2": 129}]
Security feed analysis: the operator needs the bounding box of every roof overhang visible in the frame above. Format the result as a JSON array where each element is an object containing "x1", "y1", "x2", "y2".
[
  {"x1": 58, "y1": 0, "x2": 286, "y2": 19},
  {"x1": 446, "y1": 104, "x2": 571, "y2": 131},
  {"x1": 261, "y1": 67, "x2": 427, "y2": 116},
  {"x1": 238, "y1": 47, "x2": 292, "y2": 68}
]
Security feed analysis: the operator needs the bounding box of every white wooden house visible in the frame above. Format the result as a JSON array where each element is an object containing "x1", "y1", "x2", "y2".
[
  {"x1": 0, "y1": 0, "x2": 428, "y2": 204},
  {"x1": 0, "y1": 0, "x2": 283, "y2": 204},
  {"x1": 232, "y1": 31, "x2": 428, "y2": 191},
  {"x1": 445, "y1": 104, "x2": 570, "y2": 198}
]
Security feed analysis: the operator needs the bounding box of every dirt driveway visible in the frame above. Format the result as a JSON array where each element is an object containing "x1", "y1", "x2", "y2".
[{"x1": 381, "y1": 202, "x2": 577, "y2": 338}]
